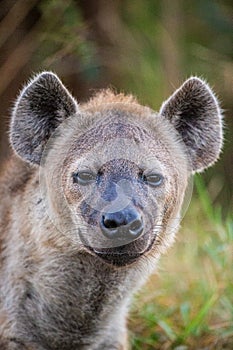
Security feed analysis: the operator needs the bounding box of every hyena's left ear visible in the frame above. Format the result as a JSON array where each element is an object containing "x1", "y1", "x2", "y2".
[
  {"x1": 159, "y1": 77, "x2": 223, "y2": 172},
  {"x1": 10, "y1": 72, "x2": 78, "y2": 164}
]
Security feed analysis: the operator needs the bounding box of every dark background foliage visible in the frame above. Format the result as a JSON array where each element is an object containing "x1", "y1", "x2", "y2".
[
  {"x1": 0, "y1": 0, "x2": 232, "y2": 209},
  {"x1": 0, "y1": 2, "x2": 232, "y2": 349}
]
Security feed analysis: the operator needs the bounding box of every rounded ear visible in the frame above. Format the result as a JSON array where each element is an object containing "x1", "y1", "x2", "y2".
[
  {"x1": 159, "y1": 77, "x2": 223, "y2": 172},
  {"x1": 10, "y1": 72, "x2": 78, "y2": 164}
]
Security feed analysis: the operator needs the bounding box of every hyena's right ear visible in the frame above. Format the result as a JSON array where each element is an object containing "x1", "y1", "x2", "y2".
[{"x1": 10, "y1": 72, "x2": 78, "y2": 165}]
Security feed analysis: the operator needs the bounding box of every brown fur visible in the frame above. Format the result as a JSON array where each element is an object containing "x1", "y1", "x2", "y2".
[{"x1": 0, "y1": 72, "x2": 223, "y2": 349}]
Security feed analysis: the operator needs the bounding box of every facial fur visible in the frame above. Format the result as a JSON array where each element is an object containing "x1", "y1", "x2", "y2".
[
  {"x1": 0, "y1": 72, "x2": 223, "y2": 349},
  {"x1": 40, "y1": 105, "x2": 189, "y2": 267}
]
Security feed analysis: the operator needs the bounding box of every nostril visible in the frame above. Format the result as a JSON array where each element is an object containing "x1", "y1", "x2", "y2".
[
  {"x1": 129, "y1": 219, "x2": 143, "y2": 232},
  {"x1": 101, "y1": 215, "x2": 118, "y2": 239},
  {"x1": 129, "y1": 218, "x2": 143, "y2": 238},
  {"x1": 102, "y1": 217, "x2": 118, "y2": 230}
]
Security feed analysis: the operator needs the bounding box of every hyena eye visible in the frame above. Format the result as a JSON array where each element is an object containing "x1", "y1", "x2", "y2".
[
  {"x1": 142, "y1": 173, "x2": 163, "y2": 187},
  {"x1": 72, "y1": 171, "x2": 96, "y2": 186}
]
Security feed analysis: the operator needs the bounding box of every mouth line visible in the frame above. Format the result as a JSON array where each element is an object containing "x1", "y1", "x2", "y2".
[
  {"x1": 93, "y1": 248, "x2": 139, "y2": 255},
  {"x1": 80, "y1": 232, "x2": 157, "y2": 266}
]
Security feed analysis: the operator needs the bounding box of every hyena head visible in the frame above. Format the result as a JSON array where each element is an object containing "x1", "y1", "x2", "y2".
[{"x1": 10, "y1": 72, "x2": 223, "y2": 267}]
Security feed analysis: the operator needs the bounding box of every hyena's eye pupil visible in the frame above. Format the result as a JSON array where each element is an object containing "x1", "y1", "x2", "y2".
[
  {"x1": 72, "y1": 171, "x2": 96, "y2": 186},
  {"x1": 142, "y1": 173, "x2": 163, "y2": 187}
]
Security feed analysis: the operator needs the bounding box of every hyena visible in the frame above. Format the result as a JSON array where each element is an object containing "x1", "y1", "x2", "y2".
[{"x1": 0, "y1": 72, "x2": 223, "y2": 349}]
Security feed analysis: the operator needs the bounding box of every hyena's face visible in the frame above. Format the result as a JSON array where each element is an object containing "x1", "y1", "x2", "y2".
[
  {"x1": 49, "y1": 111, "x2": 189, "y2": 266},
  {"x1": 10, "y1": 73, "x2": 223, "y2": 267}
]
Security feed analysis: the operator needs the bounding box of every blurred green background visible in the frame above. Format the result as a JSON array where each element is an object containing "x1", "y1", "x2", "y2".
[
  {"x1": 0, "y1": 0, "x2": 232, "y2": 209},
  {"x1": 0, "y1": 1, "x2": 232, "y2": 349}
]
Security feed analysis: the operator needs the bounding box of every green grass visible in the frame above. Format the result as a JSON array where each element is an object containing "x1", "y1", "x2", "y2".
[{"x1": 129, "y1": 176, "x2": 233, "y2": 349}]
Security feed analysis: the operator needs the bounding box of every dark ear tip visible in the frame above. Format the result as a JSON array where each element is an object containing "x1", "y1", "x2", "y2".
[
  {"x1": 36, "y1": 71, "x2": 59, "y2": 79},
  {"x1": 31, "y1": 71, "x2": 61, "y2": 84},
  {"x1": 17, "y1": 72, "x2": 62, "y2": 100},
  {"x1": 181, "y1": 76, "x2": 220, "y2": 107},
  {"x1": 182, "y1": 76, "x2": 209, "y2": 90}
]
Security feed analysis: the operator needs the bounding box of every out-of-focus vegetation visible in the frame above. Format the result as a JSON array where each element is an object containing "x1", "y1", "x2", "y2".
[
  {"x1": 130, "y1": 176, "x2": 233, "y2": 349},
  {"x1": 0, "y1": 0, "x2": 232, "y2": 348},
  {"x1": 0, "y1": 0, "x2": 232, "y2": 205}
]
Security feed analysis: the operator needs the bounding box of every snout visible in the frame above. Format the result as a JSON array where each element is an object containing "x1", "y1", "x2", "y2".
[{"x1": 100, "y1": 206, "x2": 144, "y2": 240}]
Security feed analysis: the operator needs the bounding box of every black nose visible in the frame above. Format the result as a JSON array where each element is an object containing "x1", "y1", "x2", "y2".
[{"x1": 100, "y1": 207, "x2": 143, "y2": 240}]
